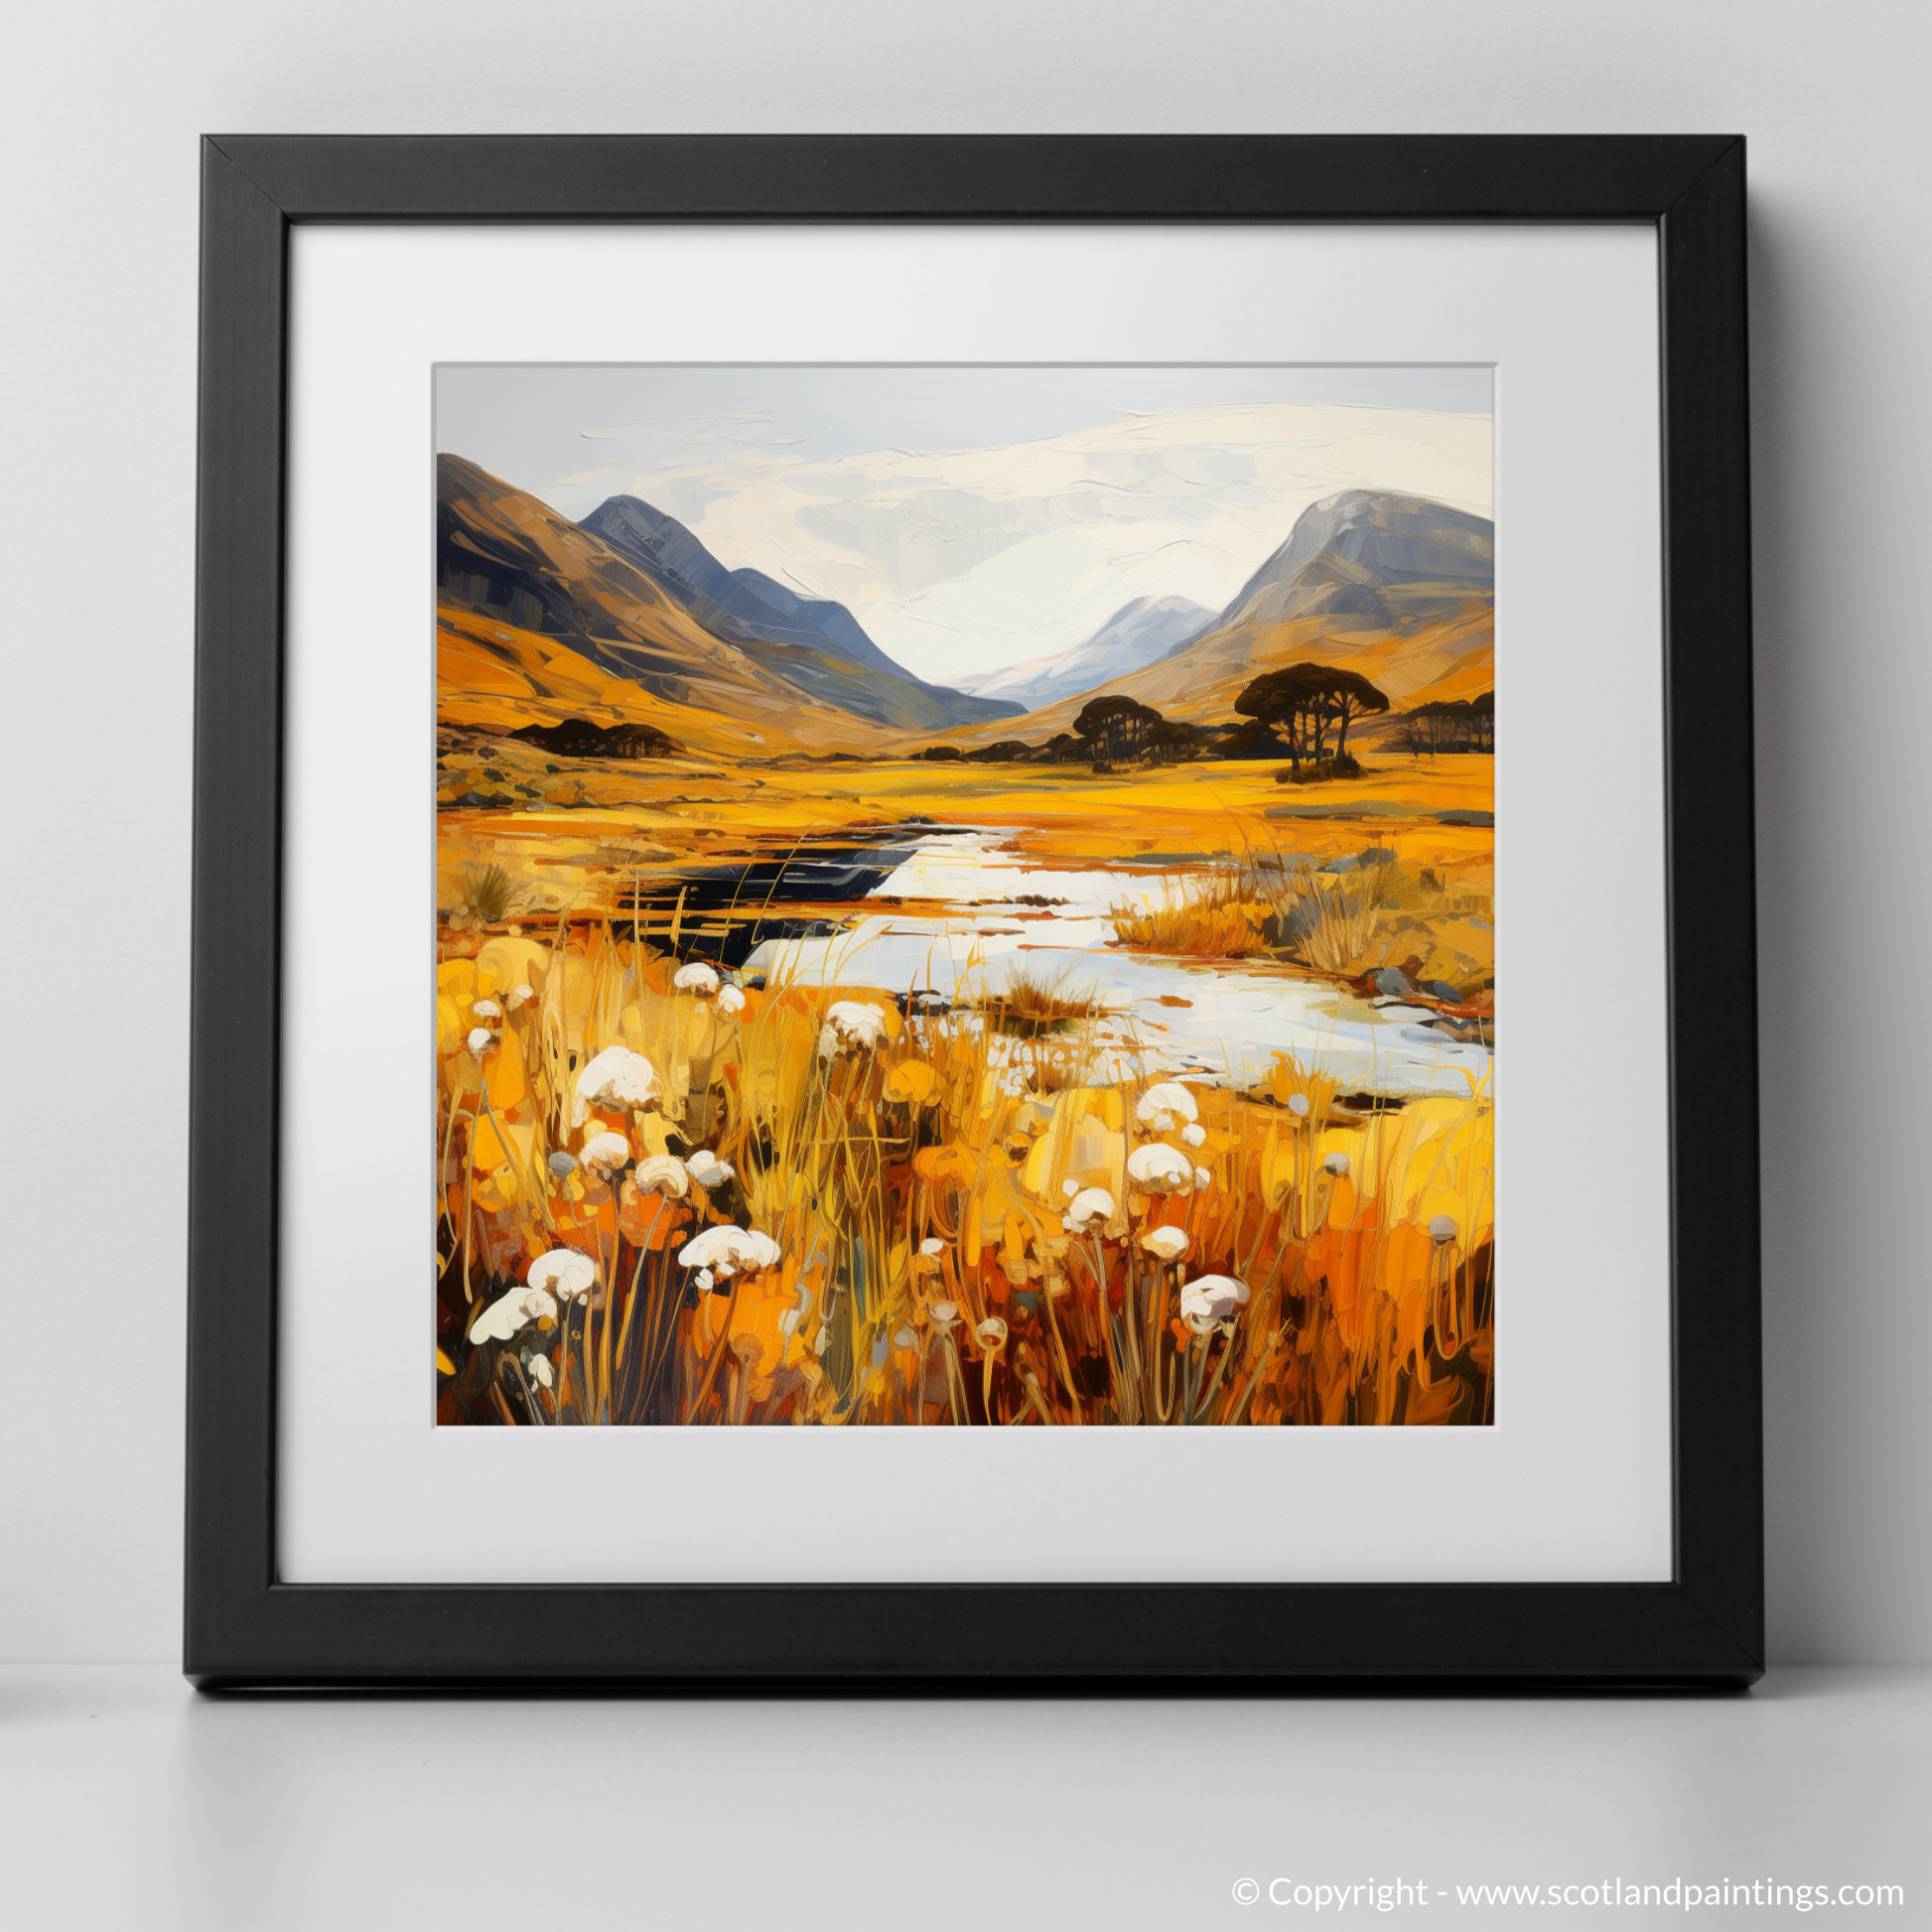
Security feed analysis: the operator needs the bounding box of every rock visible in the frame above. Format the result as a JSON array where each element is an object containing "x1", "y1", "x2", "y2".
[
  {"x1": 1369, "y1": 967, "x2": 1416, "y2": 999},
  {"x1": 1321, "y1": 847, "x2": 1395, "y2": 873}
]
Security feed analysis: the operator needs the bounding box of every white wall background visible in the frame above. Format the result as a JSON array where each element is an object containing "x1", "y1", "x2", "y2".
[{"x1": 2, "y1": 0, "x2": 1923, "y2": 1666}]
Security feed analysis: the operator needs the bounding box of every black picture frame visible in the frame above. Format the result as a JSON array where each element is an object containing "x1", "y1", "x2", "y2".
[{"x1": 187, "y1": 134, "x2": 1760, "y2": 1689}]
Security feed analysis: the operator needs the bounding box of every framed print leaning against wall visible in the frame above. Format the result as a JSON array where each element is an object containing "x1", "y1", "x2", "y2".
[{"x1": 186, "y1": 134, "x2": 1761, "y2": 1687}]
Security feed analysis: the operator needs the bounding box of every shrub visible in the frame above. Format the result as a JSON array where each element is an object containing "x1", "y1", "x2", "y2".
[
  {"x1": 1254, "y1": 860, "x2": 1383, "y2": 975},
  {"x1": 1110, "y1": 872, "x2": 1272, "y2": 958},
  {"x1": 1274, "y1": 754, "x2": 1363, "y2": 785}
]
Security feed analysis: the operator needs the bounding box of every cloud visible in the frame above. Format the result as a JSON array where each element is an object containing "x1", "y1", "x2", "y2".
[{"x1": 679, "y1": 401, "x2": 1491, "y2": 682}]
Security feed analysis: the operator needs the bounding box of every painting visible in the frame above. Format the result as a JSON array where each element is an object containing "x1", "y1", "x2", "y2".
[{"x1": 433, "y1": 365, "x2": 1495, "y2": 1429}]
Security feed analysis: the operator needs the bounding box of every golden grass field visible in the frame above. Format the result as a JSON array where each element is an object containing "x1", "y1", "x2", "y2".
[
  {"x1": 436, "y1": 747, "x2": 1495, "y2": 982},
  {"x1": 435, "y1": 745, "x2": 1495, "y2": 1428}
]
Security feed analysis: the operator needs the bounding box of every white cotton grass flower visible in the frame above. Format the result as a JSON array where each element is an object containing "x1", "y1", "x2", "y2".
[
  {"x1": 527, "y1": 1353, "x2": 553, "y2": 1390},
  {"x1": 1323, "y1": 1151, "x2": 1351, "y2": 1177},
  {"x1": 1066, "y1": 1187, "x2": 1116, "y2": 1231},
  {"x1": 1140, "y1": 1225, "x2": 1191, "y2": 1262},
  {"x1": 1126, "y1": 1143, "x2": 1194, "y2": 1193},
  {"x1": 673, "y1": 961, "x2": 720, "y2": 994},
  {"x1": 1135, "y1": 1081, "x2": 1198, "y2": 1127},
  {"x1": 529, "y1": 1248, "x2": 598, "y2": 1303},
  {"x1": 929, "y1": 1301, "x2": 959, "y2": 1330},
  {"x1": 469, "y1": 1285, "x2": 558, "y2": 1344},
  {"x1": 976, "y1": 1316, "x2": 1008, "y2": 1349},
  {"x1": 1287, "y1": 1092, "x2": 1311, "y2": 1119},
  {"x1": 466, "y1": 1028, "x2": 492, "y2": 1059},
  {"x1": 1178, "y1": 1273, "x2": 1250, "y2": 1332},
  {"x1": 716, "y1": 984, "x2": 747, "y2": 1016},
  {"x1": 1429, "y1": 1214, "x2": 1458, "y2": 1246},
  {"x1": 817, "y1": 1000, "x2": 890, "y2": 1057},
  {"x1": 894, "y1": 1325, "x2": 917, "y2": 1350},
  {"x1": 571, "y1": 1045, "x2": 658, "y2": 1128},
  {"x1": 1194, "y1": 1167, "x2": 1213, "y2": 1190},
  {"x1": 1181, "y1": 1122, "x2": 1207, "y2": 1149},
  {"x1": 578, "y1": 1132, "x2": 630, "y2": 1177},
  {"x1": 630, "y1": 1154, "x2": 690, "y2": 1198},
  {"x1": 684, "y1": 1149, "x2": 734, "y2": 1190},
  {"x1": 1062, "y1": 1179, "x2": 1079, "y2": 1199},
  {"x1": 694, "y1": 1267, "x2": 715, "y2": 1294},
  {"x1": 919, "y1": 1237, "x2": 946, "y2": 1257},
  {"x1": 677, "y1": 1224, "x2": 782, "y2": 1278},
  {"x1": 505, "y1": 984, "x2": 534, "y2": 1011},
  {"x1": 472, "y1": 999, "x2": 501, "y2": 1020}
]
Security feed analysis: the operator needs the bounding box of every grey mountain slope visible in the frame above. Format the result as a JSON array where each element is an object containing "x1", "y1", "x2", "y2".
[
  {"x1": 1218, "y1": 489, "x2": 1494, "y2": 632},
  {"x1": 952, "y1": 595, "x2": 1217, "y2": 709},
  {"x1": 580, "y1": 493, "x2": 1019, "y2": 729}
]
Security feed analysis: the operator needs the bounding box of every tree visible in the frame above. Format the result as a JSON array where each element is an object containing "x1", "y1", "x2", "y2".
[
  {"x1": 1233, "y1": 665, "x2": 1324, "y2": 769},
  {"x1": 1400, "y1": 693, "x2": 1493, "y2": 756},
  {"x1": 509, "y1": 716, "x2": 682, "y2": 759},
  {"x1": 1071, "y1": 695, "x2": 1164, "y2": 764},
  {"x1": 1043, "y1": 732, "x2": 1082, "y2": 764},
  {"x1": 1235, "y1": 663, "x2": 1391, "y2": 773},
  {"x1": 1316, "y1": 667, "x2": 1391, "y2": 762},
  {"x1": 1146, "y1": 718, "x2": 1206, "y2": 763}
]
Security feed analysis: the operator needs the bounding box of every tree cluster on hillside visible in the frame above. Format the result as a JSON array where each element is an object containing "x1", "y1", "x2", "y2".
[
  {"x1": 1232, "y1": 664, "x2": 1390, "y2": 773},
  {"x1": 1395, "y1": 692, "x2": 1493, "y2": 757},
  {"x1": 907, "y1": 660, "x2": 1424, "y2": 782},
  {"x1": 1070, "y1": 696, "x2": 1164, "y2": 763},
  {"x1": 509, "y1": 717, "x2": 682, "y2": 759}
]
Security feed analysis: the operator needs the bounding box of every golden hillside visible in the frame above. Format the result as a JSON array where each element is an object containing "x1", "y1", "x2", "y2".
[
  {"x1": 437, "y1": 604, "x2": 884, "y2": 759},
  {"x1": 909, "y1": 600, "x2": 1493, "y2": 753}
]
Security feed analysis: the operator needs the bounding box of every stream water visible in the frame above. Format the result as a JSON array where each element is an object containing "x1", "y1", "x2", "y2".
[{"x1": 739, "y1": 830, "x2": 1491, "y2": 1100}]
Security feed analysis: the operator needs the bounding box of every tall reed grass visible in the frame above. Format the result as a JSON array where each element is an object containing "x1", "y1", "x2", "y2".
[
  {"x1": 1108, "y1": 871, "x2": 1273, "y2": 959},
  {"x1": 435, "y1": 909, "x2": 1494, "y2": 1428}
]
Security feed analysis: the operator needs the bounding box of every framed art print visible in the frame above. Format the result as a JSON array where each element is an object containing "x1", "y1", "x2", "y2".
[{"x1": 187, "y1": 136, "x2": 1761, "y2": 1685}]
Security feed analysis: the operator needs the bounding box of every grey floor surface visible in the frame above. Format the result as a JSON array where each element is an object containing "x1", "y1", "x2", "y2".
[{"x1": 1, "y1": 1667, "x2": 1924, "y2": 1927}]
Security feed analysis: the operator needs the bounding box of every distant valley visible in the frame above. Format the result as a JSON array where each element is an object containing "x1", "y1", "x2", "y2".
[{"x1": 951, "y1": 596, "x2": 1218, "y2": 710}]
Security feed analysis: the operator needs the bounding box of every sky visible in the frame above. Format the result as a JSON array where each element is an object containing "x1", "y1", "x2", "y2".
[{"x1": 435, "y1": 365, "x2": 1493, "y2": 685}]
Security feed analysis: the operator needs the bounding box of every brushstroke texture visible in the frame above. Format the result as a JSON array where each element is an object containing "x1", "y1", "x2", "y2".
[{"x1": 951, "y1": 596, "x2": 1217, "y2": 709}]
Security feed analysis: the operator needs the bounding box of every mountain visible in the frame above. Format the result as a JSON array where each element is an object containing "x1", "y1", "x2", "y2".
[
  {"x1": 436, "y1": 456, "x2": 1020, "y2": 748},
  {"x1": 1219, "y1": 489, "x2": 1493, "y2": 630},
  {"x1": 951, "y1": 595, "x2": 1217, "y2": 710},
  {"x1": 579, "y1": 492, "x2": 1019, "y2": 730},
  {"x1": 437, "y1": 456, "x2": 893, "y2": 755},
  {"x1": 923, "y1": 489, "x2": 1494, "y2": 751}
]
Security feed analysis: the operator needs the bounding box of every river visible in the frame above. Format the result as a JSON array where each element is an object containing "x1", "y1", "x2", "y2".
[{"x1": 740, "y1": 829, "x2": 1491, "y2": 1101}]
